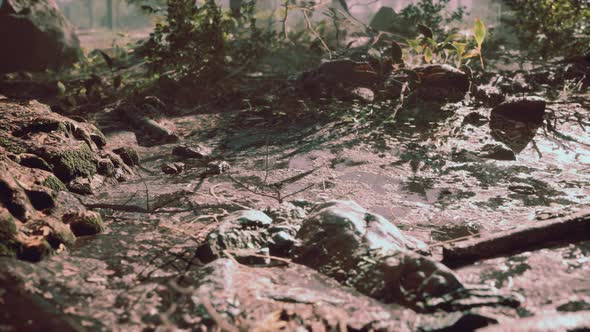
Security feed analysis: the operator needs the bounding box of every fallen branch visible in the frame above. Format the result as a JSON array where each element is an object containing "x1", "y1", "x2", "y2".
[
  {"x1": 442, "y1": 208, "x2": 590, "y2": 268},
  {"x1": 116, "y1": 105, "x2": 179, "y2": 143}
]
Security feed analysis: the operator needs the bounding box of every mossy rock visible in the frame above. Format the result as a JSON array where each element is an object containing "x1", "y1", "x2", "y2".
[
  {"x1": 45, "y1": 144, "x2": 97, "y2": 182},
  {"x1": 0, "y1": 137, "x2": 26, "y2": 154},
  {"x1": 42, "y1": 175, "x2": 66, "y2": 192},
  {"x1": 0, "y1": 208, "x2": 18, "y2": 242},
  {"x1": 63, "y1": 211, "x2": 105, "y2": 236},
  {"x1": 45, "y1": 219, "x2": 76, "y2": 248},
  {"x1": 18, "y1": 238, "x2": 53, "y2": 262}
]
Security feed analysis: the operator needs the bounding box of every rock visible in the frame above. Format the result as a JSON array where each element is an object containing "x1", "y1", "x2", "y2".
[
  {"x1": 294, "y1": 201, "x2": 427, "y2": 268},
  {"x1": 18, "y1": 153, "x2": 52, "y2": 171},
  {"x1": 491, "y1": 96, "x2": 546, "y2": 123},
  {"x1": 265, "y1": 202, "x2": 307, "y2": 224},
  {"x1": 478, "y1": 143, "x2": 516, "y2": 161},
  {"x1": 410, "y1": 64, "x2": 470, "y2": 103},
  {"x1": 0, "y1": 0, "x2": 82, "y2": 73},
  {"x1": 462, "y1": 112, "x2": 489, "y2": 127},
  {"x1": 66, "y1": 175, "x2": 104, "y2": 195},
  {"x1": 172, "y1": 144, "x2": 212, "y2": 159},
  {"x1": 420, "y1": 312, "x2": 498, "y2": 332},
  {"x1": 40, "y1": 142, "x2": 98, "y2": 182},
  {"x1": 112, "y1": 147, "x2": 140, "y2": 166},
  {"x1": 96, "y1": 157, "x2": 115, "y2": 177},
  {"x1": 161, "y1": 162, "x2": 185, "y2": 175},
  {"x1": 270, "y1": 230, "x2": 297, "y2": 255},
  {"x1": 206, "y1": 160, "x2": 230, "y2": 175},
  {"x1": 348, "y1": 87, "x2": 375, "y2": 103},
  {"x1": 196, "y1": 210, "x2": 273, "y2": 263},
  {"x1": 473, "y1": 85, "x2": 504, "y2": 107},
  {"x1": 508, "y1": 184, "x2": 536, "y2": 195},
  {"x1": 18, "y1": 237, "x2": 53, "y2": 262},
  {"x1": 556, "y1": 299, "x2": 590, "y2": 312},
  {"x1": 24, "y1": 217, "x2": 76, "y2": 249},
  {"x1": 190, "y1": 259, "x2": 408, "y2": 331},
  {"x1": 62, "y1": 210, "x2": 104, "y2": 236},
  {"x1": 293, "y1": 200, "x2": 518, "y2": 311},
  {"x1": 477, "y1": 311, "x2": 590, "y2": 332},
  {"x1": 298, "y1": 59, "x2": 380, "y2": 99}
]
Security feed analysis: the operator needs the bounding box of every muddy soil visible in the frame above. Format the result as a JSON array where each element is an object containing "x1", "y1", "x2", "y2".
[{"x1": 1, "y1": 76, "x2": 590, "y2": 330}]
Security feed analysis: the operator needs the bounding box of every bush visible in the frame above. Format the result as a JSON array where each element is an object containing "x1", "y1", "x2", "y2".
[
  {"x1": 141, "y1": 0, "x2": 273, "y2": 84},
  {"x1": 501, "y1": 0, "x2": 590, "y2": 60}
]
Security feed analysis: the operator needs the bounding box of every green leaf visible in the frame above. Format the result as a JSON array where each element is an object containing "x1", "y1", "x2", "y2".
[
  {"x1": 417, "y1": 24, "x2": 433, "y2": 39},
  {"x1": 424, "y1": 47, "x2": 433, "y2": 63},
  {"x1": 407, "y1": 39, "x2": 421, "y2": 53},
  {"x1": 391, "y1": 41, "x2": 403, "y2": 64},
  {"x1": 474, "y1": 18, "x2": 486, "y2": 48}
]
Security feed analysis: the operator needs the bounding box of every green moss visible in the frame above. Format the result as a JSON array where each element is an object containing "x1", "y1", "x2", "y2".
[
  {"x1": 0, "y1": 210, "x2": 17, "y2": 242},
  {"x1": 0, "y1": 242, "x2": 16, "y2": 258},
  {"x1": 0, "y1": 137, "x2": 25, "y2": 154},
  {"x1": 50, "y1": 144, "x2": 97, "y2": 182},
  {"x1": 42, "y1": 175, "x2": 67, "y2": 192}
]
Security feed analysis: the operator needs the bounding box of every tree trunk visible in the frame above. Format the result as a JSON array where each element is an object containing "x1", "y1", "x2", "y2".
[{"x1": 106, "y1": 0, "x2": 114, "y2": 29}]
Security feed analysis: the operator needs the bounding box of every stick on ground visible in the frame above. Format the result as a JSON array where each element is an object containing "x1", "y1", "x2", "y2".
[{"x1": 442, "y1": 208, "x2": 590, "y2": 268}]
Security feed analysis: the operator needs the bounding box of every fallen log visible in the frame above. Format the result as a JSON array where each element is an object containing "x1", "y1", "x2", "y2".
[
  {"x1": 476, "y1": 311, "x2": 590, "y2": 332},
  {"x1": 116, "y1": 105, "x2": 179, "y2": 143},
  {"x1": 442, "y1": 208, "x2": 590, "y2": 268}
]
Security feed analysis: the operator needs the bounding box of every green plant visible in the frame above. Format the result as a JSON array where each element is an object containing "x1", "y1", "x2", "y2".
[
  {"x1": 398, "y1": 0, "x2": 466, "y2": 37},
  {"x1": 405, "y1": 18, "x2": 487, "y2": 68},
  {"x1": 501, "y1": 0, "x2": 590, "y2": 60},
  {"x1": 141, "y1": 0, "x2": 273, "y2": 85}
]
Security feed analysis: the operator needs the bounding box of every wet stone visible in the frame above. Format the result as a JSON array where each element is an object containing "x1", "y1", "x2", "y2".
[{"x1": 206, "y1": 160, "x2": 230, "y2": 175}]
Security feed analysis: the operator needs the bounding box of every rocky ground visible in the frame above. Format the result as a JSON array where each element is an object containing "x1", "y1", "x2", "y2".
[{"x1": 1, "y1": 59, "x2": 590, "y2": 331}]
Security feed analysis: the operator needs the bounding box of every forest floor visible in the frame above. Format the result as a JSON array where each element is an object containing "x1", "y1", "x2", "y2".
[{"x1": 0, "y1": 36, "x2": 589, "y2": 331}]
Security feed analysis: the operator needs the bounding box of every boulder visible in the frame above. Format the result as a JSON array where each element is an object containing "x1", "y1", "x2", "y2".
[
  {"x1": 195, "y1": 210, "x2": 273, "y2": 263},
  {"x1": 292, "y1": 200, "x2": 520, "y2": 311},
  {"x1": 172, "y1": 144, "x2": 212, "y2": 160},
  {"x1": 0, "y1": 0, "x2": 82, "y2": 73},
  {"x1": 189, "y1": 259, "x2": 408, "y2": 331},
  {"x1": 477, "y1": 311, "x2": 590, "y2": 332},
  {"x1": 478, "y1": 142, "x2": 516, "y2": 161},
  {"x1": 491, "y1": 96, "x2": 546, "y2": 123},
  {"x1": 409, "y1": 64, "x2": 471, "y2": 103}
]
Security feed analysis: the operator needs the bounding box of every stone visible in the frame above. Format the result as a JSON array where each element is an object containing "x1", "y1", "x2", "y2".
[
  {"x1": 477, "y1": 311, "x2": 590, "y2": 332},
  {"x1": 206, "y1": 160, "x2": 230, "y2": 175},
  {"x1": 189, "y1": 259, "x2": 408, "y2": 331},
  {"x1": 172, "y1": 144, "x2": 212, "y2": 159},
  {"x1": 112, "y1": 147, "x2": 140, "y2": 166},
  {"x1": 410, "y1": 64, "x2": 471, "y2": 103},
  {"x1": 491, "y1": 96, "x2": 546, "y2": 123},
  {"x1": 67, "y1": 175, "x2": 104, "y2": 195},
  {"x1": 293, "y1": 200, "x2": 518, "y2": 311},
  {"x1": 462, "y1": 112, "x2": 489, "y2": 127},
  {"x1": 420, "y1": 312, "x2": 498, "y2": 332},
  {"x1": 63, "y1": 210, "x2": 105, "y2": 237},
  {"x1": 478, "y1": 143, "x2": 516, "y2": 161},
  {"x1": 18, "y1": 153, "x2": 52, "y2": 171},
  {"x1": 0, "y1": 0, "x2": 82, "y2": 73},
  {"x1": 195, "y1": 210, "x2": 273, "y2": 263},
  {"x1": 96, "y1": 158, "x2": 115, "y2": 176},
  {"x1": 473, "y1": 85, "x2": 505, "y2": 107},
  {"x1": 556, "y1": 300, "x2": 590, "y2": 312},
  {"x1": 348, "y1": 87, "x2": 375, "y2": 103},
  {"x1": 18, "y1": 237, "x2": 52, "y2": 262},
  {"x1": 161, "y1": 162, "x2": 185, "y2": 175}
]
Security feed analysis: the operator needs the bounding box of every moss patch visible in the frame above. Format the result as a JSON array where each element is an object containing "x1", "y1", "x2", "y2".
[
  {"x1": 42, "y1": 175, "x2": 66, "y2": 192},
  {"x1": 48, "y1": 144, "x2": 97, "y2": 182}
]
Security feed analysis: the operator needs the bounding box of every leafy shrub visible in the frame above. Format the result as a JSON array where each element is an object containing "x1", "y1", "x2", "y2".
[
  {"x1": 141, "y1": 0, "x2": 273, "y2": 84},
  {"x1": 398, "y1": 0, "x2": 466, "y2": 37},
  {"x1": 501, "y1": 0, "x2": 590, "y2": 60}
]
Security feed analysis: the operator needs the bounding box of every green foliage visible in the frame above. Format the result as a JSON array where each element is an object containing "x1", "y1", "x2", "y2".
[
  {"x1": 501, "y1": 0, "x2": 590, "y2": 60},
  {"x1": 398, "y1": 0, "x2": 466, "y2": 37},
  {"x1": 405, "y1": 18, "x2": 486, "y2": 68},
  {"x1": 142, "y1": 0, "x2": 273, "y2": 84}
]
